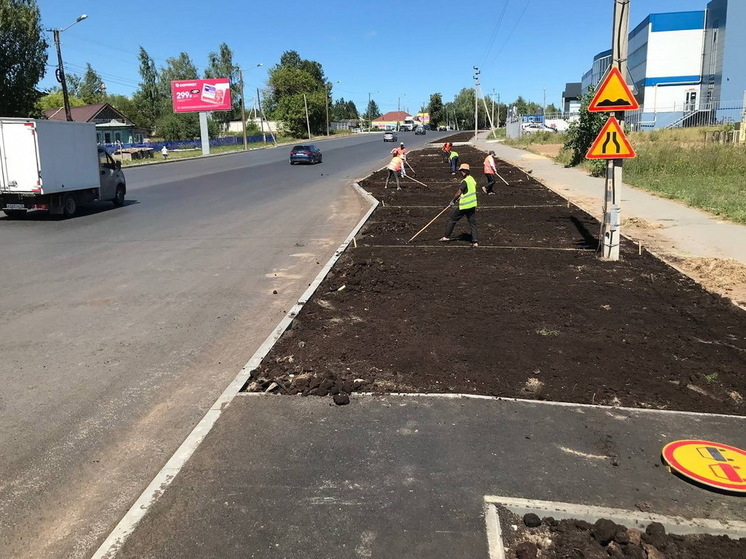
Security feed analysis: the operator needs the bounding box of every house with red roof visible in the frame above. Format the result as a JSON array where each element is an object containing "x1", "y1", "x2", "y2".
[{"x1": 43, "y1": 103, "x2": 147, "y2": 145}]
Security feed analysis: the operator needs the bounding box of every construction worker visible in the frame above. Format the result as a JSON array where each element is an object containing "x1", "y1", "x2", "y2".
[
  {"x1": 385, "y1": 154, "x2": 404, "y2": 190},
  {"x1": 441, "y1": 141, "x2": 452, "y2": 162},
  {"x1": 448, "y1": 148, "x2": 459, "y2": 175},
  {"x1": 391, "y1": 142, "x2": 408, "y2": 177},
  {"x1": 440, "y1": 163, "x2": 478, "y2": 247},
  {"x1": 391, "y1": 142, "x2": 407, "y2": 158},
  {"x1": 483, "y1": 150, "x2": 497, "y2": 195}
]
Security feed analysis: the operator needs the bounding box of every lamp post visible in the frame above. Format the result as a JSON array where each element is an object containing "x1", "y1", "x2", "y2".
[
  {"x1": 49, "y1": 14, "x2": 88, "y2": 122},
  {"x1": 239, "y1": 63, "x2": 263, "y2": 150}
]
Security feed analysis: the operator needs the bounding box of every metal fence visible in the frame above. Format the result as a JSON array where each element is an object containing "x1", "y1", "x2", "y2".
[{"x1": 101, "y1": 134, "x2": 276, "y2": 155}]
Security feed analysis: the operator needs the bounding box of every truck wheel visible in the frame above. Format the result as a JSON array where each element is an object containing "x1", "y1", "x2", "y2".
[
  {"x1": 62, "y1": 193, "x2": 77, "y2": 218},
  {"x1": 112, "y1": 185, "x2": 125, "y2": 207},
  {"x1": 3, "y1": 210, "x2": 26, "y2": 219}
]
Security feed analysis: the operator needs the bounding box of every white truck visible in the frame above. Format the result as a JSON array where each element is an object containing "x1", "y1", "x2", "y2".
[{"x1": 0, "y1": 118, "x2": 126, "y2": 218}]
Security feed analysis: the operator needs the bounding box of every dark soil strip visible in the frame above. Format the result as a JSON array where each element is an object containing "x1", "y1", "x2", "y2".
[{"x1": 245, "y1": 137, "x2": 746, "y2": 416}]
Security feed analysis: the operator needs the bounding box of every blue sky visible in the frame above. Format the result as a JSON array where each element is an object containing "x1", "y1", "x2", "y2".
[{"x1": 37, "y1": 0, "x2": 709, "y2": 115}]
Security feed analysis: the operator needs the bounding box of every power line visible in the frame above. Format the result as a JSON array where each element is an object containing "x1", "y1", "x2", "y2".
[
  {"x1": 488, "y1": 0, "x2": 533, "y2": 66},
  {"x1": 480, "y1": 0, "x2": 511, "y2": 67}
]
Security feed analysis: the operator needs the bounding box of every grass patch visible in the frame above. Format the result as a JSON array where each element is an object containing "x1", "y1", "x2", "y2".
[
  {"x1": 505, "y1": 131, "x2": 568, "y2": 148},
  {"x1": 536, "y1": 326, "x2": 560, "y2": 336},
  {"x1": 625, "y1": 141, "x2": 746, "y2": 224}
]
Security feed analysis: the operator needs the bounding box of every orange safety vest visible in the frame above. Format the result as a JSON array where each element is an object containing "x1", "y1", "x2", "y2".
[
  {"x1": 442, "y1": 142, "x2": 452, "y2": 153},
  {"x1": 391, "y1": 147, "x2": 407, "y2": 157},
  {"x1": 387, "y1": 156, "x2": 403, "y2": 172},
  {"x1": 483, "y1": 154, "x2": 496, "y2": 174}
]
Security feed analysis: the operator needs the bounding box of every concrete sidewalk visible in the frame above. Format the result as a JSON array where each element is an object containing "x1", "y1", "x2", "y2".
[
  {"x1": 473, "y1": 133, "x2": 746, "y2": 266},
  {"x1": 112, "y1": 396, "x2": 746, "y2": 558}
]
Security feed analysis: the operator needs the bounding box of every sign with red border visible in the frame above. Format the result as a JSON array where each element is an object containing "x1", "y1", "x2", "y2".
[
  {"x1": 662, "y1": 440, "x2": 746, "y2": 493},
  {"x1": 171, "y1": 78, "x2": 232, "y2": 113},
  {"x1": 586, "y1": 116, "x2": 636, "y2": 159},
  {"x1": 588, "y1": 67, "x2": 640, "y2": 112}
]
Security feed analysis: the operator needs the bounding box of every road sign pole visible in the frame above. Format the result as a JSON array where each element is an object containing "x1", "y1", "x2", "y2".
[{"x1": 601, "y1": 0, "x2": 631, "y2": 260}]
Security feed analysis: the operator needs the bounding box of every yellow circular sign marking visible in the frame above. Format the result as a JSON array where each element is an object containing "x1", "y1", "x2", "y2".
[{"x1": 662, "y1": 440, "x2": 746, "y2": 493}]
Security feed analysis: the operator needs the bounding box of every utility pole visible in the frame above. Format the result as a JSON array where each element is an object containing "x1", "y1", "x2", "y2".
[
  {"x1": 303, "y1": 93, "x2": 311, "y2": 140},
  {"x1": 325, "y1": 84, "x2": 330, "y2": 136},
  {"x1": 239, "y1": 68, "x2": 247, "y2": 150},
  {"x1": 367, "y1": 92, "x2": 371, "y2": 132},
  {"x1": 601, "y1": 0, "x2": 630, "y2": 261},
  {"x1": 472, "y1": 66, "x2": 480, "y2": 139},
  {"x1": 49, "y1": 14, "x2": 88, "y2": 122}
]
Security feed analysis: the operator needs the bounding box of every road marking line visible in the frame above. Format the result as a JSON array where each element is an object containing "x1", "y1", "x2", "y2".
[{"x1": 91, "y1": 184, "x2": 378, "y2": 559}]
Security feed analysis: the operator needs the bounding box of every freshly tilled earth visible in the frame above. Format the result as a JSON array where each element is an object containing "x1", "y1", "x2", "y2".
[{"x1": 246, "y1": 133, "x2": 746, "y2": 416}]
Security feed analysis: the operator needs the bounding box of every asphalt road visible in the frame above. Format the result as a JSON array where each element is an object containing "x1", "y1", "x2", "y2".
[{"x1": 0, "y1": 131, "x2": 440, "y2": 559}]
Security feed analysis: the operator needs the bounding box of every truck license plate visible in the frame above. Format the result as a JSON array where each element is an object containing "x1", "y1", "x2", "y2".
[{"x1": 5, "y1": 204, "x2": 25, "y2": 209}]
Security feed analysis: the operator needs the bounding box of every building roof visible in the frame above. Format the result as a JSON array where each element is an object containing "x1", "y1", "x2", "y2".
[
  {"x1": 373, "y1": 111, "x2": 411, "y2": 122},
  {"x1": 43, "y1": 102, "x2": 129, "y2": 124},
  {"x1": 562, "y1": 83, "x2": 582, "y2": 99}
]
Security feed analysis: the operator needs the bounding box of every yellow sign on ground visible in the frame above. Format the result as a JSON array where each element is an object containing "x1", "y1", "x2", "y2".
[
  {"x1": 588, "y1": 67, "x2": 640, "y2": 112},
  {"x1": 662, "y1": 440, "x2": 746, "y2": 493},
  {"x1": 586, "y1": 116, "x2": 636, "y2": 159}
]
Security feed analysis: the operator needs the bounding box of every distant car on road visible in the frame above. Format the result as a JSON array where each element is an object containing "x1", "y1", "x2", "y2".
[
  {"x1": 383, "y1": 131, "x2": 398, "y2": 142},
  {"x1": 414, "y1": 126, "x2": 426, "y2": 135},
  {"x1": 289, "y1": 145, "x2": 322, "y2": 164},
  {"x1": 522, "y1": 123, "x2": 557, "y2": 134}
]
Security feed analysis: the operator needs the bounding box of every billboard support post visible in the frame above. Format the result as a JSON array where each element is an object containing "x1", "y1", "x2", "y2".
[{"x1": 199, "y1": 112, "x2": 209, "y2": 155}]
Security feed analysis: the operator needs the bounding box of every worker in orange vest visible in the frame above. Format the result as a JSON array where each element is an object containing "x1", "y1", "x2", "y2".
[
  {"x1": 385, "y1": 154, "x2": 404, "y2": 190},
  {"x1": 441, "y1": 141, "x2": 452, "y2": 162},
  {"x1": 391, "y1": 142, "x2": 407, "y2": 158},
  {"x1": 482, "y1": 150, "x2": 497, "y2": 195}
]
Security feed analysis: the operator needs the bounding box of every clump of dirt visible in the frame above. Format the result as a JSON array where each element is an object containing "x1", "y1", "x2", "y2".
[
  {"x1": 503, "y1": 512, "x2": 746, "y2": 559},
  {"x1": 244, "y1": 136, "x2": 746, "y2": 415}
]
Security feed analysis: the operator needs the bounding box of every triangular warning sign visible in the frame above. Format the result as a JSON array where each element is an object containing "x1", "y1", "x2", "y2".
[
  {"x1": 588, "y1": 67, "x2": 639, "y2": 112},
  {"x1": 586, "y1": 116, "x2": 636, "y2": 159}
]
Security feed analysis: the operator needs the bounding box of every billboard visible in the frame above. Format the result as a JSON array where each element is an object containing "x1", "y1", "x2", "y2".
[{"x1": 171, "y1": 78, "x2": 232, "y2": 112}]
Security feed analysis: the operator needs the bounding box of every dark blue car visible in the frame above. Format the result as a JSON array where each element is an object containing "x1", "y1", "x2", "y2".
[{"x1": 289, "y1": 145, "x2": 322, "y2": 165}]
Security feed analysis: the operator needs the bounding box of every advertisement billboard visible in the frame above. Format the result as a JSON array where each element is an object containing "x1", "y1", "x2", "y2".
[{"x1": 170, "y1": 78, "x2": 232, "y2": 112}]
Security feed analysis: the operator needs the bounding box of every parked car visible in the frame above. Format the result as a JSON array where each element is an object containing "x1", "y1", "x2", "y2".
[
  {"x1": 289, "y1": 145, "x2": 322, "y2": 164},
  {"x1": 522, "y1": 123, "x2": 557, "y2": 134},
  {"x1": 383, "y1": 131, "x2": 398, "y2": 142},
  {"x1": 414, "y1": 127, "x2": 426, "y2": 135}
]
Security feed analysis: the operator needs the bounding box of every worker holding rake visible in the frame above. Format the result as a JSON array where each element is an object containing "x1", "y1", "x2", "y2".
[
  {"x1": 440, "y1": 163, "x2": 478, "y2": 247},
  {"x1": 385, "y1": 154, "x2": 404, "y2": 190},
  {"x1": 483, "y1": 150, "x2": 497, "y2": 195}
]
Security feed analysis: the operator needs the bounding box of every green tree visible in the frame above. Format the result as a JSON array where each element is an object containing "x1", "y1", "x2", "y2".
[
  {"x1": 452, "y1": 88, "x2": 476, "y2": 129},
  {"x1": 36, "y1": 91, "x2": 85, "y2": 112},
  {"x1": 512, "y1": 96, "x2": 528, "y2": 115},
  {"x1": 331, "y1": 98, "x2": 358, "y2": 120},
  {"x1": 133, "y1": 47, "x2": 162, "y2": 130},
  {"x1": 267, "y1": 50, "x2": 328, "y2": 137},
  {"x1": 158, "y1": 52, "x2": 199, "y2": 97},
  {"x1": 564, "y1": 86, "x2": 607, "y2": 168},
  {"x1": 155, "y1": 111, "x2": 219, "y2": 141},
  {"x1": 107, "y1": 94, "x2": 145, "y2": 127},
  {"x1": 0, "y1": 0, "x2": 48, "y2": 116},
  {"x1": 427, "y1": 93, "x2": 444, "y2": 129},
  {"x1": 204, "y1": 42, "x2": 240, "y2": 128},
  {"x1": 363, "y1": 99, "x2": 381, "y2": 121},
  {"x1": 77, "y1": 63, "x2": 106, "y2": 104},
  {"x1": 545, "y1": 103, "x2": 560, "y2": 116}
]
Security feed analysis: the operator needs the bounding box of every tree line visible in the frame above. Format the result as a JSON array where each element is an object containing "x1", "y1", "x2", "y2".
[{"x1": 1, "y1": 0, "x2": 558, "y2": 140}]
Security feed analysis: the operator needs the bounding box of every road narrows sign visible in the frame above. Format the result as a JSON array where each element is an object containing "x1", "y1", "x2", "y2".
[
  {"x1": 588, "y1": 67, "x2": 640, "y2": 112},
  {"x1": 586, "y1": 116, "x2": 636, "y2": 159}
]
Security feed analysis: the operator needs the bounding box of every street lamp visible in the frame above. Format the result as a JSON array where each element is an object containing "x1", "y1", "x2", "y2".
[
  {"x1": 48, "y1": 14, "x2": 87, "y2": 121},
  {"x1": 239, "y1": 63, "x2": 263, "y2": 150}
]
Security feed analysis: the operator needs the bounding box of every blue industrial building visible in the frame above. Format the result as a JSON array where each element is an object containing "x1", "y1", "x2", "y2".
[{"x1": 581, "y1": 0, "x2": 745, "y2": 129}]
